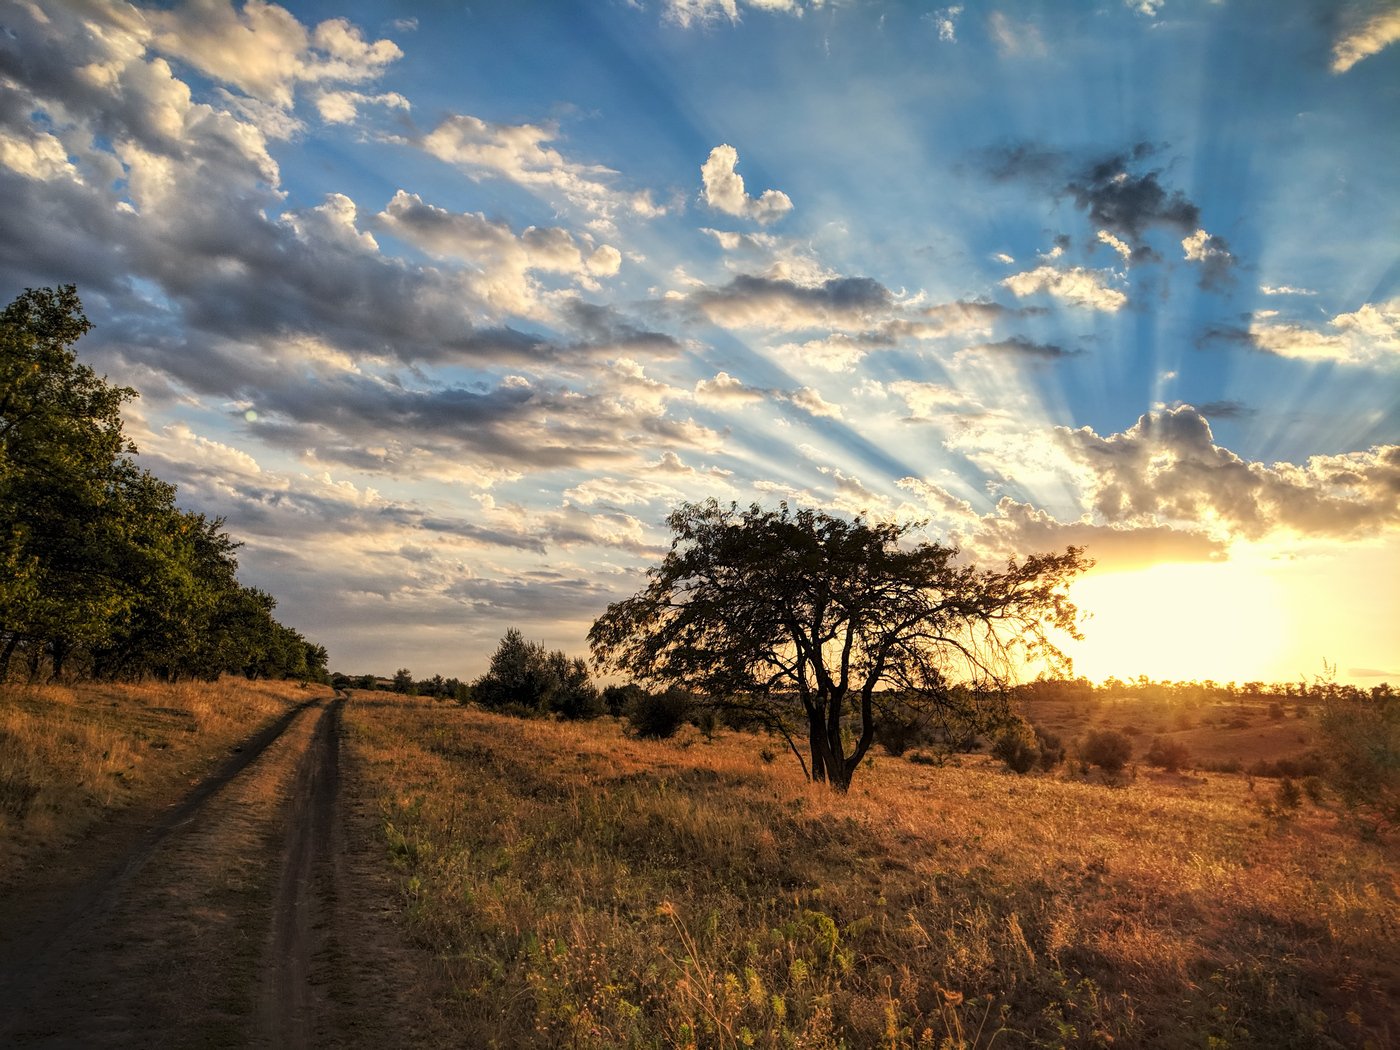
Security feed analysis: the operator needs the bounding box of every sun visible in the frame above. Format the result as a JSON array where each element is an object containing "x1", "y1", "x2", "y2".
[{"x1": 1063, "y1": 558, "x2": 1290, "y2": 685}]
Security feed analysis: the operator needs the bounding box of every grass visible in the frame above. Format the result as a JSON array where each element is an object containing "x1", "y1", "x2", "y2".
[
  {"x1": 0, "y1": 676, "x2": 313, "y2": 883},
  {"x1": 347, "y1": 696, "x2": 1399, "y2": 1049}
]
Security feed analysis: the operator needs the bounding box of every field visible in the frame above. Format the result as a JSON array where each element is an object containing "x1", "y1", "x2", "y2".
[
  {"x1": 348, "y1": 694, "x2": 1398, "y2": 1049},
  {"x1": 0, "y1": 677, "x2": 311, "y2": 885}
]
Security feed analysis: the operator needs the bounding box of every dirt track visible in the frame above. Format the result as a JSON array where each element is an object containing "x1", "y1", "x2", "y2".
[{"x1": 0, "y1": 691, "x2": 453, "y2": 1048}]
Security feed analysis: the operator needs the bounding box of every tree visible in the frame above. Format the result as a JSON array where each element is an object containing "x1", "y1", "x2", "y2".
[
  {"x1": 473, "y1": 628, "x2": 602, "y2": 719},
  {"x1": 590, "y1": 501, "x2": 1087, "y2": 791}
]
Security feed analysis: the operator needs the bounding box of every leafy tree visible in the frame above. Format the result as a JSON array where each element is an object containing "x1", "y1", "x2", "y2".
[
  {"x1": 392, "y1": 668, "x2": 416, "y2": 695},
  {"x1": 1319, "y1": 691, "x2": 1400, "y2": 831},
  {"x1": 590, "y1": 501, "x2": 1087, "y2": 791},
  {"x1": 1082, "y1": 729, "x2": 1133, "y2": 774},
  {"x1": 473, "y1": 628, "x2": 601, "y2": 719}
]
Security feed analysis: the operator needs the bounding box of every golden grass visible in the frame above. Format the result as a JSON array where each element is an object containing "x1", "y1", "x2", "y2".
[
  {"x1": 347, "y1": 696, "x2": 1399, "y2": 1049},
  {"x1": 0, "y1": 677, "x2": 315, "y2": 882}
]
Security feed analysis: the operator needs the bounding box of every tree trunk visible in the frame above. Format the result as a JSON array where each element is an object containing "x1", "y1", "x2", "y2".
[
  {"x1": 50, "y1": 637, "x2": 68, "y2": 681},
  {"x1": 0, "y1": 632, "x2": 19, "y2": 681}
]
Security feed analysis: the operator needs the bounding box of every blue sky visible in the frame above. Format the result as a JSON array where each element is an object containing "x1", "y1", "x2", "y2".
[{"x1": 1, "y1": 0, "x2": 1397, "y2": 682}]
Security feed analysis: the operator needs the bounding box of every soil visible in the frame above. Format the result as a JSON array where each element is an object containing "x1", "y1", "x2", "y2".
[{"x1": 0, "y1": 691, "x2": 457, "y2": 1048}]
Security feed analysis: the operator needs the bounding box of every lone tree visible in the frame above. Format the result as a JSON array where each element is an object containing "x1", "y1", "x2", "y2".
[{"x1": 589, "y1": 501, "x2": 1088, "y2": 791}]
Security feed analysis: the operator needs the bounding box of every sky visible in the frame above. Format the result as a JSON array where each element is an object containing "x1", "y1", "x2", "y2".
[{"x1": 1, "y1": 0, "x2": 1397, "y2": 686}]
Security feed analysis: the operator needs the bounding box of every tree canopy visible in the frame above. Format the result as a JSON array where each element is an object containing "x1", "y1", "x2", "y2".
[
  {"x1": 0, "y1": 286, "x2": 325, "y2": 683},
  {"x1": 590, "y1": 500, "x2": 1088, "y2": 791}
]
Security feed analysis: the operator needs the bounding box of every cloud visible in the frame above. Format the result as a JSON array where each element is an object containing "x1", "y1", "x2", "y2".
[
  {"x1": 988, "y1": 12, "x2": 1046, "y2": 57},
  {"x1": 661, "y1": 0, "x2": 810, "y2": 28},
  {"x1": 418, "y1": 113, "x2": 652, "y2": 221},
  {"x1": 691, "y1": 273, "x2": 895, "y2": 330},
  {"x1": 1001, "y1": 266, "x2": 1127, "y2": 311},
  {"x1": 143, "y1": 0, "x2": 402, "y2": 112},
  {"x1": 1260, "y1": 283, "x2": 1317, "y2": 296},
  {"x1": 1203, "y1": 299, "x2": 1400, "y2": 365},
  {"x1": 1181, "y1": 228, "x2": 1236, "y2": 289},
  {"x1": 973, "y1": 497, "x2": 1227, "y2": 572},
  {"x1": 1096, "y1": 230, "x2": 1133, "y2": 261},
  {"x1": 1067, "y1": 147, "x2": 1199, "y2": 251},
  {"x1": 695, "y1": 371, "x2": 767, "y2": 405},
  {"x1": 1057, "y1": 405, "x2": 1400, "y2": 541},
  {"x1": 1195, "y1": 400, "x2": 1256, "y2": 420},
  {"x1": 375, "y1": 189, "x2": 622, "y2": 316},
  {"x1": 931, "y1": 6, "x2": 963, "y2": 42},
  {"x1": 700, "y1": 144, "x2": 793, "y2": 225},
  {"x1": 1332, "y1": 6, "x2": 1400, "y2": 73},
  {"x1": 968, "y1": 336, "x2": 1078, "y2": 360}
]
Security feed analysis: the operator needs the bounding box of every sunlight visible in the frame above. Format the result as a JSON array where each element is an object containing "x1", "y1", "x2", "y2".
[{"x1": 1065, "y1": 558, "x2": 1290, "y2": 685}]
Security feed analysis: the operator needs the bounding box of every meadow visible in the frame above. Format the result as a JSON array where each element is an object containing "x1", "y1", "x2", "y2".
[
  {"x1": 348, "y1": 694, "x2": 1397, "y2": 1050},
  {"x1": 0, "y1": 677, "x2": 311, "y2": 883}
]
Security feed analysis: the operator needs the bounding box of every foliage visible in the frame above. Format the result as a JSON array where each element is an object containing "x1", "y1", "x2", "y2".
[
  {"x1": 1144, "y1": 737, "x2": 1192, "y2": 773},
  {"x1": 991, "y1": 717, "x2": 1040, "y2": 774},
  {"x1": 1318, "y1": 691, "x2": 1400, "y2": 830},
  {"x1": 590, "y1": 500, "x2": 1087, "y2": 791},
  {"x1": 473, "y1": 628, "x2": 602, "y2": 720},
  {"x1": 1081, "y1": 729, "x2": 1133, "y2": 774},
  {"x1": 602, "y1": 682, "x2": 646, "y2": 718},
  {"x1": 0, "y1": 286, "x2": 325, "y2": 683},
  {"x1": 624, "y1": 685, "x2": 693, "y2": 739}
]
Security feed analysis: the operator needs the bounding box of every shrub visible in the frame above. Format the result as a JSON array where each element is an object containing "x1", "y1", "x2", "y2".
[
  {"x1": 1318, "y1": 693, "x2": 1400, "y2": 829},
  {"x1": 1246, "y1": 751, "x2": 1326, "y2": 780},
  {"x1": 602, "y1": 683, "x2": 645, "y2": 718},
  {"x1": 1144, "y1": 737, "x2": 1192, "y2": 773},
  {"x1": 625, "y1": 685, "x2": 693, "y2": 739},
  {"x1": 1034, "y1": 725, "x2": 1066, "y2": 770},
  {"x1": 992, "y1": 718, "x2": 1039, "y2": 774},
  {"x1": 1276, "y1": 777, "x2": 1303, "y2": 811},
  {"x1": 1081, "y1": 729, "x2": 1133, "y2": 773}
]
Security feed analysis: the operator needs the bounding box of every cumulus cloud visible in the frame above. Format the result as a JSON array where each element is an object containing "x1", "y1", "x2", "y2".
[
  {"x1": 695, "y1": 371, "x2": 767, "y2": 405},
  {"x1": 988, "y1": 12, "x2": 1046, "y2": 57},
  {"x1": 418, "y1": 113, "x2": 650, "y2": 221},
  {"x1": 1332, "y1": 6, "x2": 1400, "y2": 73},
  {"x1": 142, "y1": 0, "x2": 402, "y2": 113},
  {"x1": 1001, "y1": 265, "x2": 1127, "y2": 311},
  {"x1": 1204, "y1": 300, "x2": 1400, "y2": 365},
  {"x1": 700, "y1": 144, "x2": 793, "y2": 225},
  {"x1": 1260, "y1": 283, "x2": 1317, "y2": 296},
  {"x1": 1057, "y1": 405, "x2": 1400, "y2": 541},
  {"x1": 968, "y1": 336, "x2": 1079, "y2": 360},
  {"x1": 375, "y1": 190, "x2": 622, "y2": 316}
]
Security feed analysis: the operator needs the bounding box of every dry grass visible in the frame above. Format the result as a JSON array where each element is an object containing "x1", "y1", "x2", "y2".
[
  {"x1": 347, "y1": 696, "x2": 1399, "y2": 1049},
  {"x1": 0, "y1": 677, "x2": 312, "y2": 882}
]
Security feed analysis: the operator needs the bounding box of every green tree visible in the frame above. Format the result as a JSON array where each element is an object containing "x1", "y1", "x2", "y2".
[
  {"x1": 392, "y1": 668, "x2": 416, "y2": 695},
  {"x1": 590, "y1": 501, "x2": 1087, "y2": 791}
]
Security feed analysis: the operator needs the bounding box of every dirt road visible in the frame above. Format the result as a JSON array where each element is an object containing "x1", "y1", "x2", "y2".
[{"x1": 0, "y1": 691, "x2": 453, "y2": 1047}]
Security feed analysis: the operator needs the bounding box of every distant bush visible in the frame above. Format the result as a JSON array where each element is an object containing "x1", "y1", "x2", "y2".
[
  {"x1": 1268, "y1": 701, "x2": 1286, "y2": 721},
  {"x1": 1081, "y1": 729, "x2": 1133, "y2": 774},
  {"x1": 1144, "y1": 737, "x2": 1192, "y2": 773},
  {"x1": 992, "y1": 718, "x2": 1039, "y2": 774},
  {"x1": 473, "y1": 629, "x2": 602, "y2": 720},
  {"x1": 1033, "y1": 725, "x2": 1066, "y2": 770},
  {"x1": 625, "y1": 685, "x2": 693, "y2": 739},
  {"x1": 601, "y1": 683, "x2": 645, "y2": 718},
  {"x1": 1276, "y1": 777, "x2": 1303, "y2": 812},
  {"x1": 876, "y1": 716, "x2": 927, "y2": 757},
  {"x1": 1247, "y1": 751, "x2": 1326, "y2": 780}
]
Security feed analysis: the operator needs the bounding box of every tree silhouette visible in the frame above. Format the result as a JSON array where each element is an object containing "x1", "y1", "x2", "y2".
[{"x1": 590, "y1": 500, "x2": 1087, "y2": 791}]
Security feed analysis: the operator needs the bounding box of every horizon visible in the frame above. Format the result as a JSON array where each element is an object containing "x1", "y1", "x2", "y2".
[{"x1": 2, "y1": 0, "x2": 1397, "y2": 684}]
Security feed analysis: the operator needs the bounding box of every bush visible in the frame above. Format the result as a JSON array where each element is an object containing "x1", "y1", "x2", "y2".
[
  {"x1": 601, "y1": 683, "x2": 645, "y2": 718},
  {"x1": 1081, "y1": 729, "x2": 1133, "y2": 773},
  {"x1": 1319, "y1": 693, "x2": 1400, "y2": 829},
  {"x1": 625, "y1": 686, "x2": 693, "y2": 739},
  {"x1": 992, "y1": 718, "x2": 1039, "y2": 774},
  {"x1": 1144, "y1": 737, "x2": 1192, "y2": 773},
  {"x1": 1034, "y1": 725, "x2": 1066, "y2": 770}
]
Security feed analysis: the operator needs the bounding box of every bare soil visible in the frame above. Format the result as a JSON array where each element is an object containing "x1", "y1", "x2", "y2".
[{"x1": 0, "y1": 691, "x2": 456, "y2": 1048}]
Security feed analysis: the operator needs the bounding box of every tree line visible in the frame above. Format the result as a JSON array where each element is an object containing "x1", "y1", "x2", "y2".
[{"x1": 0, "y1": 287, "x2": 326, "y2": 683}]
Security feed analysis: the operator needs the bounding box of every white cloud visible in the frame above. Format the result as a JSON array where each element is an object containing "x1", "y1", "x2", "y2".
[
  {"x1": 1332, "y1": 7, "x2": 1400, "y2": 73},
  {"x1": 932, "y1": 6, "x2": 963, "y2": 42},
  {"x1": 700, "y1": 144, "x2": 793, "y2": 225},
  {"x1": 144, "y1": 0, "x2": 402, "y2": 111},
  {"x1": 789, "y1": 386, "x2": 843, "y2": 419},
  {"x1": 1058, "y1": 405, "x2": 1400, "y2": 541},
  {"x1": 661, "y1": 0, "x2": 810, "y2": 28},
  {"x1": 1001, "y1": 265, "x2": 1128, "y2": 311},
  {"x1": 1241, "y1": 299, "x2": 1400, "y2": 365},
  {"x1": 695, "y1": 371, "x2": 767, "y2": 405},
  {"x1": 1097, "y1": 229, "x2": 1132, "y2": 261},
  {"x1": 1260, "y1": 283, "x2": 1316, "y2": 296}
]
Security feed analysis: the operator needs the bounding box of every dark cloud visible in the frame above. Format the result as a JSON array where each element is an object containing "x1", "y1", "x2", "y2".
[
  {"x1": 691, "y1": 273, "x2": 895, "y2": 331},
  {"x1": 1195, "y1": 399, "x2": 1256, "y2": 419},
  {"x1": 970, "y1": 336, "x2": 1079, "y2": 359},
  {"x1": 1067, "y1": 145, "x2": 1198, "y2": 248}
]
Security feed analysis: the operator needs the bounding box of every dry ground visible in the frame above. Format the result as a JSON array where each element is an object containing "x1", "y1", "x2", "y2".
[
  {"x1": 351, "y1": 696, "x2": 1399, "y2": 1049},
  {"x1": 0, "y1": 681, "x2": 455, "y2": 1047}
]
